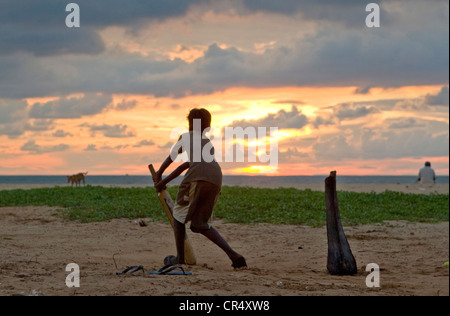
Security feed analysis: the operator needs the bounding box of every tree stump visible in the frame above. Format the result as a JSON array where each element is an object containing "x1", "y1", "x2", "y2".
[{"x1": 326, "y1": 171, "x2": 357, "y2": 275}]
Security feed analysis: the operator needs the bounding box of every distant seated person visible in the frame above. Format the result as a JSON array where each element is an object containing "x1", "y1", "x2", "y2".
[{"x1": 418, "y1": 162, "x2": 436, "y2": 185}]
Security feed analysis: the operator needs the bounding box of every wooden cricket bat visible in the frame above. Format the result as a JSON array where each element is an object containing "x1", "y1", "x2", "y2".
[{"x1": 148, "y1": 164, "x2": 197, "y2": 265}]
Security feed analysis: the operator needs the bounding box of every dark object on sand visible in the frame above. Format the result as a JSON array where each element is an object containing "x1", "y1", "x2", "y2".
[
  {"x1": 325, "y1": 171, "x2": 357, "y2": 276},
  {"x1": 138, "y1": 219, "x2": 148, "y2": 227}
]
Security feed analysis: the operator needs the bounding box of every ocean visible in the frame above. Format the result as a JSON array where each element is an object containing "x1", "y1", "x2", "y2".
[{"x1": 0, "y1": 175, "x2": 448, "y2": 186}]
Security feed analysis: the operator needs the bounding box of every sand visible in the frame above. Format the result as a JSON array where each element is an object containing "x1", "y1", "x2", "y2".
[{"x1": 0, "y1": 183, "x2": 448, "y2": 296}]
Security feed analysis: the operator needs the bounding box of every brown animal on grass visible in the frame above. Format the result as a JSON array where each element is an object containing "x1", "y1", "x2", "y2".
[{"x1": 67, "y1": 172, "x2": 88, "y2": 187}]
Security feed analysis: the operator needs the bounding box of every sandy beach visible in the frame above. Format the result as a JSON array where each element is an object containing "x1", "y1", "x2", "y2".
[{"x1": 0, "y1": 183, "x2": 448, "y2": 296}]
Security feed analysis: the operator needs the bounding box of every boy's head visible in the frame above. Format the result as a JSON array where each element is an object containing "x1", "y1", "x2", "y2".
[{"x1": 188, "y1": 108, "x2": 212, "y2": 132}]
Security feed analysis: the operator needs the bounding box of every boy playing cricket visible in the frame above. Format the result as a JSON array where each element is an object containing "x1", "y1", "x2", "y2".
[{"x1": 154, "y1": 108, "x2": 247, "y2": 269}]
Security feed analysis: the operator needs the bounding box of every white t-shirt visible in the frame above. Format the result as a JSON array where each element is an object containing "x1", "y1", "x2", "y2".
[
  {"x1": 170, "y1": 131, "x2": 222, "y2": 188},
  {"x1": 418, "y1": 167, "x2": 436, "y2": 184}
]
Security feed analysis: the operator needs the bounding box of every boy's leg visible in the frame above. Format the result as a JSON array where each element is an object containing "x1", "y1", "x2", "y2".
[
  {"x1": 169, "y1": 182, "x2": 194, "y2": 265},
  {"x1": 187, "y1": 181, "x2": 247, "y2": 268},
  {"x1": 172, "y1": 219, "x2": 186, "y2": 265},
  {"x1": 198, "y1": 227, "x2": 247, "y2": 268}
]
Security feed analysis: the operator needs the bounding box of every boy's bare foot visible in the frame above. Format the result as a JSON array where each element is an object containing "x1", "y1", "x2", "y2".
[
  {"x1": 164, "y1": 255, "x2": 185, "y2": 266},
  {"x1": 231, "y1": 256, "x2": 247, "y2": 269}
]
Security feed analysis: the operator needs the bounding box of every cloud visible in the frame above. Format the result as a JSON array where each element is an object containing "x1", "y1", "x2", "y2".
[
  {"x1": 313, "y1": 102, "x2": 380, "y2": 128},
  {"x1": 385, "y1": 117, "x2": 448, "y2": 133},
  {"x1": 424, "y1": 86, "x2": 449, "y2": 106},
  {"x1": 240, "y1": 0, "x2": 389, "y2": 27},
  {"x1": 0, "y1": 0, "x2": 209, "y2": 57},
  {"x1": 354, "y1": 86, "x2": 374, "y2": 95},
  {"x1": 0, "y1": 53, "x2": 184, "y2": 98},
  {"x1": 20, "y1": 140, "x2": 70, "y2": 154},
  {"x1": 84, "y1": 144, "x2": 98, "y2": 152},
  {"x1": 272, "y1": 100, "x2": 305, "y2": 105},
  {"x1": 80, "y1": 123, "x2": 136, "y2": 138},
  {"x1": 24, "y1": 119, "x2": 54, "y2": 132},
  {"x1": 52, "y1": 129, "x2": 74, "y2": 138},
  {"x1": 100, "y1": 144, "x2": 130, "y2": 151},
  {"x1": 3, "y1": 22, "x2": 447, "y2": 100},
  {"x1": 333, "y1": 103, "x2": 379, "y2": 120},
  {"x1": 312, "y1": 124, "x2": 449, "y2": 162},
  {"x1": 133, "y1": 140, "x2": 155, "y2": 148},
  {"x1": 392, "y1": 87, "x2": 450, "y2": 111},
  {"x1": 0, "y1": 94, "x2": 113, "y2": 137},
  {"x1": 279, "y1": 147, "x2": 310, "y2": 164},
  {"x1": 4, "y1": 0, "x2": 207, "y2": 28},
  {"x1": 241, "y1": 0, "x2": 449, "y2": 31},
  {"x1": 387, "y1": 118, "x2": 424, "y2": 129},
  {"x1": 5, "y1": 0, "x2": 443, "y2": 33},
  {"x1": 360, "y1": 129, "x2": 449, "y2": 160},
  {"x1": 0, "y1": 98, "x2": 28, "y2": 137},
  {"x1": 114, "y1": 99, "x2": 138, "y2": 111},
  {"x1": 29, "y1": 94, "x2": 113, "y2": 119},
  {"x1": 313, "y1": 135, "x2": 358, "y2": 161},
  {"x1": 393, "y1": 99, "x2": 426, "y2": 111},
  {"x1": 313, "y1": 115, "x2": 335, "y2": 128},
  {"x1": 0, "y1": 124, "x2": 25, "y2": 138},
  {"x1": 0, "y1": 1, "x2": 447, "y2": 100},
  {"x1": 0, "y1": 26, "x2": 105, "y2": 57},
  {"x1": 158, "y1": 142, "x2": 176, "y2": 149},
  {"x1": 229, "y1": 106, "x2": 308, "y2": 130},
  {"x1": 0, "y1": 98, "x2": 27, "y2": 124}
]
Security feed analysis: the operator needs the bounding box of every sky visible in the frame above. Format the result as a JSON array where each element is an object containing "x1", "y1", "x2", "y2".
[{"x1": 0, "y1": 0, "x2": 448, "y2": 176}]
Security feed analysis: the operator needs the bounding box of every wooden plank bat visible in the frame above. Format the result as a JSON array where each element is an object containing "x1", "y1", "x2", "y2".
[{"x1": 148, "y1": 164, "x2": 197, "y2": 265}]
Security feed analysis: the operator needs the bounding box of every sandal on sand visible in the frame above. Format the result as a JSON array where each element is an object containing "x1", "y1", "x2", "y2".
[
  {"x1": 116, "y1": 265, "x2": 145, "y2": 276},
  {"x1": 232, "y1": 257, "x2": 248, "y2": 269},
  {"x1": 148, "y1": 264, "x2": 192, "y2": 276}
]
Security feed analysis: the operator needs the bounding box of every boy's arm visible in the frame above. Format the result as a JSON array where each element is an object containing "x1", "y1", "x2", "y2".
[
  {"x1": 155, "y1": 155, "x2": 174, "y2": 183},
  {"x1": 155, "y1": 162, "x2": 190, "y2": 192},
  {"x1": 155, "y1": 135, "x2": 184, "y2": 181}
]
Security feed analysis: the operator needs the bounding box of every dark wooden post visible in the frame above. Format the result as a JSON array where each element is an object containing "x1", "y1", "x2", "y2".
[{"x1": 326, "y1": 171, "x2": 357, "y2": 275}]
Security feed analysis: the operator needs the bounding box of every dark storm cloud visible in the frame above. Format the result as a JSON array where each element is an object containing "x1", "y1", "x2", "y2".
[
  {"x1": 0, "y1": 0, "x2": 448, "y2": 99},
  {"x1": 0, "y1": 26, "x2": 105, "y2": 56},
  {"x1": 0, "y1": 0, "x2": 208, "y2": 56},
  {"x1": 187, "y1": 26, "x2": 448, "y2": 94},
  {"x1": 0, "y1": 0, "x2": 207, "y2": 28},
  {"x1": 241, "y1": 0, "x2": 391, "y2": 27},
  {"x1": 0, "y1": 52, "x2": 185, "y2": 98},
  {"x1": 1, "y1": 25, "x2": 448, "y2": 99}
]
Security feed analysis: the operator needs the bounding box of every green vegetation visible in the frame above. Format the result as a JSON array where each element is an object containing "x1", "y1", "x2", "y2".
[{"x1": 0, "y1": 186, "x2": 448, "y2": 227}]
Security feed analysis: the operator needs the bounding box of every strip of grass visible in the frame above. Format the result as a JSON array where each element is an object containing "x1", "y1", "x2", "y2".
[{"x1": 0, "y1": 186, "x2": 448, "y2": 226}]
